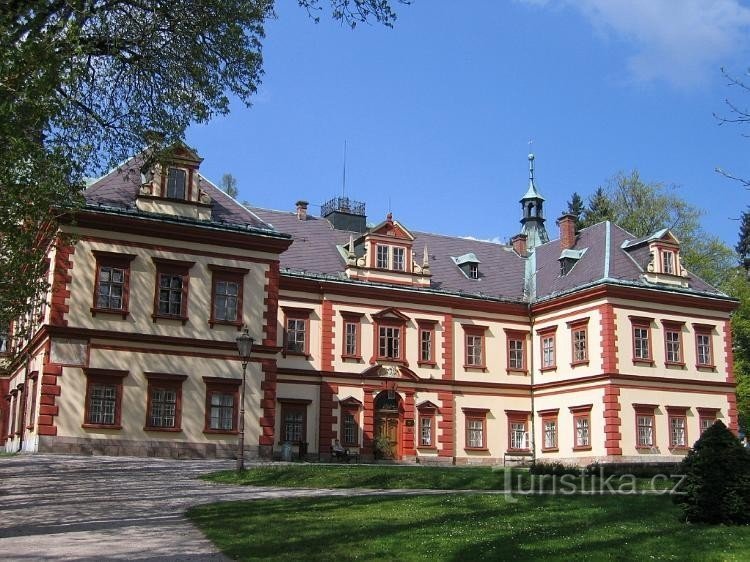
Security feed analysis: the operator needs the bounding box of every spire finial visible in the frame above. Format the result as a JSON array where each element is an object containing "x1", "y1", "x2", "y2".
[{"x1": 528, "y1": 152, "x2": 535, "y2": 185}]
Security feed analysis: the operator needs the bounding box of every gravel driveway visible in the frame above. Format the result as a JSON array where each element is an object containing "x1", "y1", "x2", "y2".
[{"x1": 0, "y1": 454, "x2": 379, "y2": 561}]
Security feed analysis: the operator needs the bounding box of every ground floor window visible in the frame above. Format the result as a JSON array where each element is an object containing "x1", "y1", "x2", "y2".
[
  {"x1": 145, "y1": 373, "x2": 186, "y2": 431},
  {"x1": 203, "y1": 376, "x2": 240, "y2": 433},
  {"x1": 279, "y1": 399, "x2": 311, "y2": 444},
  {"x1": 83, "y1": 369, "x2": 128, "y2": 429},
  {"x1": 462, "y1": 408, "x2": 488, "y2": 450}
]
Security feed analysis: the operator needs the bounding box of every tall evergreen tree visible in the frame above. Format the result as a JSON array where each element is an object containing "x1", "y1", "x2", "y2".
[
  {"x1": 581, "y1": 186, "x2": 614, "y2": 228},
  {"x1": 566, "y1": 192, "x2": 585, "y2": 231},
  {"x1": 736, "y1": 208, "x2": 750, "y2": 262},
  {"x1": 221, "y1": 173, "x2": 239, "y2": 198}
]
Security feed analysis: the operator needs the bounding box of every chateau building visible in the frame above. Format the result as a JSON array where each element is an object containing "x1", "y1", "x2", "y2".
[{"x1": 1, "y1": 146, "x2": 738, "y2": 465}]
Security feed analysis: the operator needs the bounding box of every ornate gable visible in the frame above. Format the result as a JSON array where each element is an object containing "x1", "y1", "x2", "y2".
[
  {"x1": 136, "y1": 142, "x2": 213, "y2": 221},
  {"x1": 340, "y1": 213, "x2": 431, "y2": 287}
]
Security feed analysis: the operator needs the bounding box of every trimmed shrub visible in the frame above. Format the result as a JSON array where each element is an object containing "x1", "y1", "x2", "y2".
[
  {"x1": 673, "y1": 420, "x2": 750, "y2": 524},
  {"x1": 530, "y1": 461, "x2": 580, "y2": 476}
]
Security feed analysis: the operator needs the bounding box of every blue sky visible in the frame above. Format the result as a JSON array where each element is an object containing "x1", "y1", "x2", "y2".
[{"x1": 187, "y1": 0, "x2": 750, "y2": 249}]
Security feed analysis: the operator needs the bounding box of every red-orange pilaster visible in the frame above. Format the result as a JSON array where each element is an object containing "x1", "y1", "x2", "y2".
[
  {"x1": 438, "y1": 391, "x2": 455, "y2": 458},
  {"x1": 50, "y1": 243, "x2": 75, "y2": 327},
  {"x1": 402, "y1": 391, "x2": 416, "y2": 456},
  {"x1": 724, "y1": 320, "x2": 735, "y2": 384},
  {"x1": 37, "y1": 343, "x2": 61, "y2": 437},
  {"x1": 442, "y1": 313, "x2": 454, "y2": 380},
  {"x1": 363, "y1": 385, "x2": 376, "y2": 456},
  {"x1": 319, "y1": 381, "x2": 339, "y2": 449},
  {"x1": 727, "y1": 392, "x2": 739, "y2": 433},
  {"x1": 262, "y1": 261, "x2": 280, "y2": 347},
  {"x1": 603, "y1": 384, "x2": 622, "y2": 455},
  {"x1": 599, "y1": 304, "x2": 618, "y2": 374},
  {"x1": 321, "y1": 300, "x2": 334, "y2": 372},
  {"x1": 258, "y1": 359, "x2": 277, "y2": 448}
]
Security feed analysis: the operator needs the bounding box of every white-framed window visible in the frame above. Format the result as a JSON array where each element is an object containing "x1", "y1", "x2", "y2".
[
  {"x1": 696, "y1": 333, "x2": 712, "y2": 366},
  {"x1": 637, "y1": 415, "x2": 654, "y2": 447},
  {"x1": 662, "y1": 250, "x2": 675, "y2": 274},
  {"x1": 575, "y1": 415, "x2": 590, "y2": 448},
  {"x1": 209, "y1": 392, "x2": 234, "y2": 431},
  {"x1": 634, "y1": 326, "x2": 650, "y2": 360},
  {"x1": 420, "y1": 329, "x2": 432, "y2": 363},
  {"x1": 286, "y1": 318, "x2": 307, "y2": 354},
  {"x1": 510, "y1": 422, "x2": 527, "y2": 450},
  {"x1": 379, "y1": 326, "x2": 401, "y2": 359},
  {"x1": 665, "y1": 329, "x2": 682, "y2": 363},
  {"x1": 467, "y1": 418, "x2": 484, "y2": 448},
  {"x1": 392, "y1": 246, "x2": 405, "y2": 271},
  {"x1": 420, "y1": 416, "x2": 433, "y2": 447},
  {"x1": 573, "y1": 328, "x2": 587, "y2": 363},
  {"x1": 345, "y1": 322, "x2": 358, "y2": 356},
  {"x1": 669, "y1": 414, "x2": 687, "y2": 447},
  {"x1": 543, "y1": 419, "x2": 557, "y2": 449},
  {"x1": 542, "y1": 335, "x2": 555, "y2": 368},
  {"x1": 466, "y1": 334, "x2": 483, "y2": 366},
  {"x1": 469, "y1": 263, "x2": 479, "y2": 279},
  {"x1": 508, "y1": 338, "x2": 525, "y2": 370},
  {"x1": 166, "y1": 167, "x2": 187, "y2": 199},
  {"x1": 376, "y1": 245, "x2": 390, "y2": 269}
]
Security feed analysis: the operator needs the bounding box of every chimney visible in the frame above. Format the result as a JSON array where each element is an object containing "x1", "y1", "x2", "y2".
[
  {"x1": 557, "y1": 213, "x2": 576, "y2": 250},
  {"x1": 295, "y1": 200, "x2": 309, "y2": 221},
  {"x1": 511, "y1": 234, "x2": 528, "y2": 256}
]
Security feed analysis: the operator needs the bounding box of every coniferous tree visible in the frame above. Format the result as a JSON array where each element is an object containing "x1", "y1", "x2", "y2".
[
  {"x1": 221, "y1": 173, "x2": 239, "y2": 198},
  {"x1": 581, "y1": 187, "x2": 614, "y2": 228},
  {"x1": 566, "y1": 192, "x2": 585, "y2": 231},
  {"x1": 736, "y1": 207, "x2": 750, "y2": 262}
]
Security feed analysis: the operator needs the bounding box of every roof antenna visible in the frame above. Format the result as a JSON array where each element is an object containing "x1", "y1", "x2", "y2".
[{"x1": 342, "y1": 140, "x2": 347, "y2": 198}]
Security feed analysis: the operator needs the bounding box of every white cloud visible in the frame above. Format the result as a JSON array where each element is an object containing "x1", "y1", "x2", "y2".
[{"x1": 519, "y1": 0, "x2": 750, "y2": 88}]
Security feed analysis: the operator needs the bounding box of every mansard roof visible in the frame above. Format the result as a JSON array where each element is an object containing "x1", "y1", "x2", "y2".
[
  {"x1": 252, "y1": 207, "x2": 528, "y2": 300},
  {"x1": 84, "y1": 155, "x2": 275, "y2": 233},
  {"x1": 533, "y1": 221, "x2": 723, "y2": 301}
]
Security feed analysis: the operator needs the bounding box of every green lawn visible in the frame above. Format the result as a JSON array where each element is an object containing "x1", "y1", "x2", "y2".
[
  {"x1": 202, "y1": 464, "x2": 676, "y2": 491},
  {"x1": 187, "y1": 494, "x2": 750, "y2": 561}
]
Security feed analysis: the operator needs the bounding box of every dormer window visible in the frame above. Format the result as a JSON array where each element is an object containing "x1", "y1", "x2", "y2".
[
  {"x1": 662, "y1": 251, "x2": 675, "y2": 275},
  {"x1": 376, "y1": 245, "x2": 389, "y2": 269},
  {"x1": 166, "y1": 167, "x2": 187, "y2": 199},
  {"x1": 393, "y1": 247, "x2": 405, "y2": 271},
  {"x1": 452, "y1": 253, "x2": 481, "y2": 280}
]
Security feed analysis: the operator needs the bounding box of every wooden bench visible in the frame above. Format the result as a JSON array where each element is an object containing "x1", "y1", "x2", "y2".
[{"x1": 331, "y1": 446, "x2": 359, "y2": 463}]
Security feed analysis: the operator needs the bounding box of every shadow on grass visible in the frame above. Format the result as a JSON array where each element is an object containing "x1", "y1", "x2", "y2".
[{"x1": 188, "y1": 494, "x2": 750, "y2": 562}]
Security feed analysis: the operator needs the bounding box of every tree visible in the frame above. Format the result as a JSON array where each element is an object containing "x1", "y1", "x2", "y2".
[
  {"x1": 736, "y1": 208, "x2": 750, "y2": 261},
  {"x1": 715, "y1": 67, "x2": 750, "y2": 189},
  {"x1": 0, "y1": 0, "x2": 406, "y2": 330},
  {"x1": 566, "y1": 192, "x2": 585, "y2": 231},
  {"x1": 581, "y1": 186, "x2": 614, "y2": 228},
  {"x1": 673, "y1": 420, "x2": 750, "y2": 524},
  {"x1": 221, "y1": 174, "x2": 239, "y2": 199}
]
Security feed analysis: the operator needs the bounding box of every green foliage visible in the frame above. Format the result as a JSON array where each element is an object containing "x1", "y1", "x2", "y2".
[
  {"x1": 0, "y1": 0, "x2": 405, "y2": 336},
  {"x1": 220, "y1": 173, "x2": 239, "y2": 198},
  {"x1": 673, "y1": 420, "x2": 750, "y2": 524},
  {"x1": 581, "y1": 186, "x2": 614, "y2": 228},
  {"x1": 566, "y1": 192, "x2": 585, "y2": 231},
  {"x1": 737, "y1": 208, "x2": 750, "y2": 259},
  {"x1": 530, "y1": 461, "x2": 579, "y2": 476},
  {"x1": 723, "y1": 271, "x2": 750, "y2": 431},
  {"x1": 188, "y1": 494, "x2": 750, "y2": 561}
]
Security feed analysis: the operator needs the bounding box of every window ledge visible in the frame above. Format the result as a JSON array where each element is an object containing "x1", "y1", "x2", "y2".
[
  {"x1": 90, "y1": 307, "x2": 129, "y2": 320},
  {"x1": 463, "y1": 364, "x2": 487, "y2": 372},
  {"x1": 572, "y1": 445, "x2": 592, "y2": 451},
  {"x1": 506, "y1": 369, "x2": 528, "y2": 375},
  {"x1": 341, "y1": 354, "x2": 363, "y2": 361},
  {"x1": 417, "y1": 361, "x2": 437, "y2": 368},
  {"x1": 570, "y1": 360, "x2": 589, "y2": 368},
  {"x1": 144, "y1": 426, "x2": 183, "y2": 433},
  {"x1": 82, "y1": 423, "x2": 122, "y2": 430},
  {"x1": 284, "y1": 351, "x2": 312, "y2": 359},
  {"x1": 203, "y1": 429, "x2": 239, "y2": 435},
  {"x1": 375, "y1": 357, "x2": 408, "y2": 365},
  {"x1": 417, "y1": 446, "x2": 438, "y2": 451},
  {"x1": 696, "y1": 364, "x2": 716, "y2": 371},
  {"x1": 665, "y1": 362, "x2": 686, "y2": 368},
  {"x1": 464, "y1": 447, "x2": 489, "y2": 452},
  {"x1": 636, "y1": 446, "x2": 656, "y2": 451},
  {"x1": 541, "y1": 447, "x2": 559, "y2": 453},
  {"x1": 540, "y1": 366, "x2": 557, "y2": 373},
  {"x1": 507, "y1": 448, "x2": 531, "y2": 454},
  {"x1": 209, "y1": 319, "x2": 243, "y2": 330},
  {"x1": 632, "y1": 358, "x2": 654, "y2": 366},
  {"x1": 152, "y1": 313, "x2": 189, "y2": 326},
  {"x1": 669, "y1": 446, "x2": 690, "y2": 452}
]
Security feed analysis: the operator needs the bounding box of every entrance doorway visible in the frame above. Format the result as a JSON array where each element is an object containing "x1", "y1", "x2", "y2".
[{"x1": 374, "y1": 390, "x2": 402, "y2": 459}]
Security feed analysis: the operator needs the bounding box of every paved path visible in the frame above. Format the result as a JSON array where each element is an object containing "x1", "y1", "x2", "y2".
[{"x1": 0, "y1": 454, "x2": 440, "y2": 561}]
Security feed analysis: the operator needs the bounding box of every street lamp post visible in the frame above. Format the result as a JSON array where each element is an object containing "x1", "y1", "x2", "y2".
[{"x1": 235, "y1": 327, "x2": 254, "y2": 472}]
